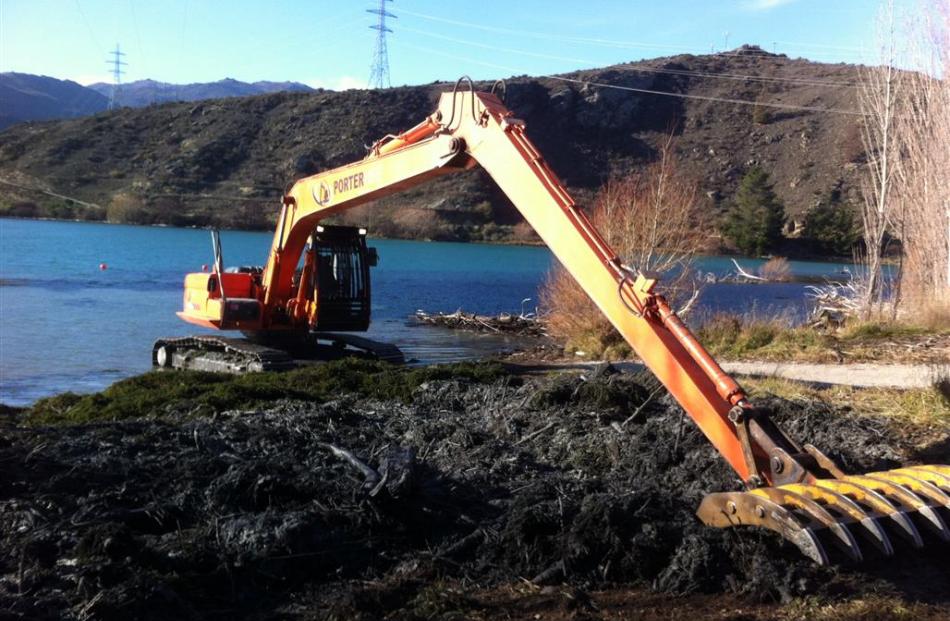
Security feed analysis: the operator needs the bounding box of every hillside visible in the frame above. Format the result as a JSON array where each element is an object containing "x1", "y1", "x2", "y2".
[
  {"x1": 0, "y1": 73, "x2": 108, "y2": 130},
  {"x1": 86, "y1": 78, "x2": 314, "y2": 108},
  {"x1": 0, "y1": 48, "x2": 868, "y2": 247}
]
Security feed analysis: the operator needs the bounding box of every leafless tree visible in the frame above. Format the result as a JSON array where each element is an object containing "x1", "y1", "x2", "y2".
[
  {"x1": 895, "y1": 0, "x2": 950, "y2": 316},
  {"x1": 858, "y1": 0, "x2": 904, "y2": 319},
  {"x1": 541, "y1": 136, "x2": 706, "y2": 355}
]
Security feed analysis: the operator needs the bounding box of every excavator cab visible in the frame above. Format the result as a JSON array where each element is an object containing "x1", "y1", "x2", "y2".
[{"x1": 309, "y1": 224, "x2": 375, "y2": 332}]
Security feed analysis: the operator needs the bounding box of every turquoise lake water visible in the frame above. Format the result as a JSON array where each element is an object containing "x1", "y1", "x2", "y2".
[{"x1": 0, "y1": 219, "x2": 861, "y2": 405}]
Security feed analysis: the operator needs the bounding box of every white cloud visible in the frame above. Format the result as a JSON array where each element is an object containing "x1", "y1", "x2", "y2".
[
  {"x1": 744, "y1": 0, "x2": 797, "y2": 10},
  {"x1": 304, "y1": 75, "x2": 367, "y2": 91}
]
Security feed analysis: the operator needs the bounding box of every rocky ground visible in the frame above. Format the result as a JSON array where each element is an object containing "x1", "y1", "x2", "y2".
[{"x1": 1, "y1": 362, "x2": 948, "y2": 620}]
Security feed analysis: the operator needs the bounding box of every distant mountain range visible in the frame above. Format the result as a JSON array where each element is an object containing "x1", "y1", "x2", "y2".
[
  {"x1": 0, "y1": 74, "x2": 314, "y2": 129},
  {"x1": 86, "y1": 78, "x2": 313, "y2": 108}
]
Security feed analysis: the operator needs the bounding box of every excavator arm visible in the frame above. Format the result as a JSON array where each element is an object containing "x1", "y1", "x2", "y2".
[{"x1": 194, "y1": 82, "x2": 950, "y2": 564}]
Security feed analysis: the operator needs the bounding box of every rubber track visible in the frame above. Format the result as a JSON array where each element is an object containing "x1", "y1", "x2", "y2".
[{"x1": 152, "y1": 336, "x2": 296, "y2": 372}]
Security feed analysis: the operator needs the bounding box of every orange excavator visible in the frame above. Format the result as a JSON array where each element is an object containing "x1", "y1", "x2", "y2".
[{"x1": 155, "y1": 79, "x2": 949, "y2": 564}]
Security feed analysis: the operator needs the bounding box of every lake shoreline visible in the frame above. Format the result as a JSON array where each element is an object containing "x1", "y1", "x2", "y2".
[
  {"x1": 0, "y1": 218, "x2": 896, "y2": 405},
  {"x1": 0, "y1": 214, "x2": 866, "y2": 263}
]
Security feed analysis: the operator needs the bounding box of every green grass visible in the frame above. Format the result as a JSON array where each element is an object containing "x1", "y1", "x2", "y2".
[
  {"x1": 696, "y1": 314, "x2": 834, "y2": 361},
  {"x1": 26, "y1": 358, "x2": 510, "y2": 426},
  {"x1": 839, "y1": 321, "x2": 935, "y2": 340},
  {"x1": 696, "y1": 314, "x2": 948, "y2": 363},
  {"x1": 744, "y1": 376, "x2": 950, "y2": 427}
]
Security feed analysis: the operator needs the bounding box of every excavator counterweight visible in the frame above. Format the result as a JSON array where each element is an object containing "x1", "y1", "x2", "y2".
[{"x1": 159, "y1": 79, "x2": 948, "y2": 564}]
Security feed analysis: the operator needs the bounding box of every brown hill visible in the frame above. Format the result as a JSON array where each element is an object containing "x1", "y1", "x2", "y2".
[{"x1": 0, "y1": 48, "x2": 867, "y2": 246}]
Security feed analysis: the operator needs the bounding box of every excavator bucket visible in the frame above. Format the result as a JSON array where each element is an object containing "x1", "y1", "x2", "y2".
[{"x1": 697, "y1": 464, "x2": 950, "y2": 564}]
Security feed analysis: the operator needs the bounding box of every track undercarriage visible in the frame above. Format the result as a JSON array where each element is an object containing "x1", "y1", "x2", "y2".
[{"x1": 152, "y1": 333, "x2": 404, "y2": 374}]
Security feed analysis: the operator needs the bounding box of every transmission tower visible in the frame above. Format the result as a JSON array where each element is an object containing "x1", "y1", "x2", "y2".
[
  {"x1": 367, "y1": 0, "x2": 395, "y2": 89},
  {"x1": 105, "y1": 43, "x2": 127, "y2": 110}
]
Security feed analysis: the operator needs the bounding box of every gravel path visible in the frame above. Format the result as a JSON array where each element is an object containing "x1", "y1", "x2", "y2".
[
  {"x1": 513, "y1": 360, "x2": 949, "y2": 389},
  {"x1": 720, "y1": 361, "x2": 948, "y2": 388}
]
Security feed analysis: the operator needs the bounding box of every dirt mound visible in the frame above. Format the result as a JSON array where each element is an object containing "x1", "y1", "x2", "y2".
[{"x1": 1, "y1": 367, "x2": 947, "y2": 619}]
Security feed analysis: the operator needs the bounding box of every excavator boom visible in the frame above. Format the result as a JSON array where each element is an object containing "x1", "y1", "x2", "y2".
[{"x1": 174, "y1": 81, "x2": 949, "y2": 564}]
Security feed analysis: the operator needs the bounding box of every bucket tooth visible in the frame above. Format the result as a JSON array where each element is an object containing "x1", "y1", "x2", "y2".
[
  {"x1": 866, "y1": 471, "x2": 950, "y2": 509},
  {"x1": 749, "y1": 487, "x2": 863, "y2": 562},
  {"x1": 846, "y1": 475, "x2": 950, "y2": 542},
  {"x1": 695, "y1": 465, "x2": 950, "y2": 564},
  {"x1": 782, "y1": 482, "x2": 894, "y2": 557},
  {"x1": 813, "y1": 479, "x2": 922, "y2": 548},
  {"x1": 893, "y1": 467, "x2": 950, "y2": 494},
  {"x1": 696, "y1": 491, "x2": 829, "y2": 565}
]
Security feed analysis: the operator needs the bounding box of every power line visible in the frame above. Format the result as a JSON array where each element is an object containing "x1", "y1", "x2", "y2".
[
  {"x1": 74, "y1": 0, "x2": 103, "y2": 56},
  {"x1": 398, "y1": 7, "x2": 868, "y2": 61},
  {"x1": 105, "y1": 43, "x2": 127, "y2": 110},
  {"x1": 367, "y1": 0, "x2": 396, "y2": 89},
  {"x1": 177, "y1": 0, "x2": 189, "y2": 101},
  {"x1": 547, "y1": 74, "x2": 865, "y2": 116},
  {"x1": 128, "y1": 0, "x2": 146, "y2": 86},
  {"x1": 399, "y1": 25, "x2": 859, "y2": 89},
  {"x1": 391, "y1": 41, "x2": 867, "y2": 117}
]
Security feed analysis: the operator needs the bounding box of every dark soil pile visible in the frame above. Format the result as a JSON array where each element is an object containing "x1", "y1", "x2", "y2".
[{"x1": 1, "y1": 364, "x2": 947, "y2": 620}]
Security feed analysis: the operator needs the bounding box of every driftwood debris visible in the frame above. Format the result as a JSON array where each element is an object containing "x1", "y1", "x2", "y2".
[
  {"x1": 319, "y1": 442, "x2": 381, "y2": 492},
  {"x1": 319, "y1": 442, "x2": 417, "y2": 498},
  {"x1": 414, "y1": 309, "x2": 545, "y2": 337},
  {"x1": 730, "y1": 259, "x2": 767, "y2": 282}
]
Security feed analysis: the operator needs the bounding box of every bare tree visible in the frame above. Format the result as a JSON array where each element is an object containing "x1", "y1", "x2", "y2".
[
  {"x1": 895, "y1": 0, "x2": 950, "y2": 315},
  {"x1": 858, "y1": 0, "x2": 904, "y2": 319},
  {"x1": 541, "y1": 136, "x2": 706, "y2": 356}
]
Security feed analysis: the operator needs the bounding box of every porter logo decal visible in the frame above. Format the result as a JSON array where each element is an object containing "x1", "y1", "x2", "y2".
[{"x1": 312, "y1": 181, "x2": 332, "y2": 207}]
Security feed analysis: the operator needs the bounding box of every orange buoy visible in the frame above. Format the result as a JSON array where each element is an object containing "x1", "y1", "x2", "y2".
[{"x1": 99, "y1": 263, "x2": 108, "y2": 271}]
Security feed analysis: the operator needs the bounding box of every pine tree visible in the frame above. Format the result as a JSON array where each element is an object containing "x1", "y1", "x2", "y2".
[
  {"x1": 802, "y1": 195, "x2": 859, "y2": 256},
  {"x1": 721, "y1": 167, "x2": 786, "y2": 256}
]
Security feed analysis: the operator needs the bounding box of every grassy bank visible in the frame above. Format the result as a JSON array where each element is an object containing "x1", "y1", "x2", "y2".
[
  {"x1": 23, "y1": 359, "x2": 508, "y2": 425},
  {"x1": 744, "y1": 376, "x2": 950, "y2": 427},
  {"x1": 697, "y1": 315, "x2": 950, "y2": 364},
  {"x1": 555, "y1": 314, "x2": 950, "y2": 364}
]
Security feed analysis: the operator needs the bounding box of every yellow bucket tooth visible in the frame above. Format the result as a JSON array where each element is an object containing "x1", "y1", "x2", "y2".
[
  {"x1": 893, "y1": 467, "x2": 950, "y2": 493},
  {"x1": 696, "y1": 491, "x2": 829, "y2": 565},
  {"x1": 746, "y1": 487, "x2": 862, "y2": 561},
  {"x1": 866, "y1": 471, "x2": 950, "y2": 509},
  {"x1": 780, "y1": 483, "x2": 894, "y2": 557},
  {"x1": 911, "y1": 464, "x2": 950, "y2": 477},
  {"x1": 846, "y1": 474, "x2": 950, "y2": 542},
  {"x1": 813, "y1": 479, "x2": 923, "y2": 548},
  {"x1": 697, "y1": 466, "x2": 950, "y2": 564}
]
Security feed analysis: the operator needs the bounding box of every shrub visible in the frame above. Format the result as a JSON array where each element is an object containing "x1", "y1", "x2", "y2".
[
  {"x1": 541, "y1": 137, "x2": 705, "y2": 358},
  {"x1": 721, "y1": 167, "x2": 786, "y2": 256},
  {"x1": 0, "y1": 201, "x2": 38, "y2": 218},
  {"x1": 106, "y1": 192, "x2": 148, "y2": 223},
  {"x1": 802, "y1": 199, "x2": 859, "y2": 256},
  {"x1": 759, "y1": 257, "x2": 791, "y2": 282},
  {"x1": 511, "y1": 220, "x2": 539, "y2": 244}
]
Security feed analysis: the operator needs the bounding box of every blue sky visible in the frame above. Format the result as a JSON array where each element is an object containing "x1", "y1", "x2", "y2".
[{"x1": 1, "y1": 0, "x2": 888, "y2": 88}]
